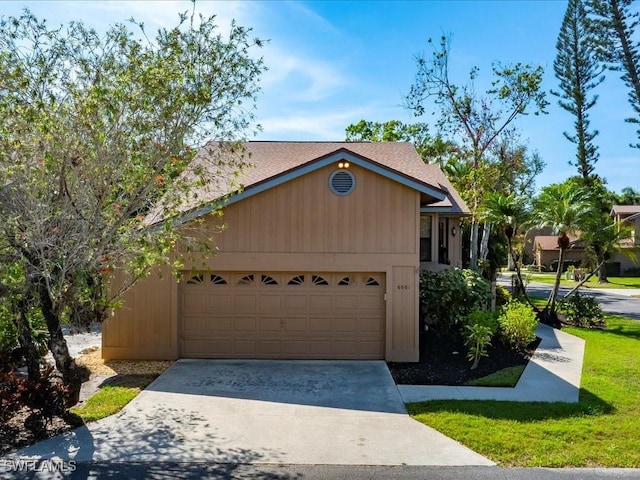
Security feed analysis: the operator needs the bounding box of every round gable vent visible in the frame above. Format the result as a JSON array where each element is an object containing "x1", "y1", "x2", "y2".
[{"x1": 329, "y1": 169, "x2": 355, "y2": 195}]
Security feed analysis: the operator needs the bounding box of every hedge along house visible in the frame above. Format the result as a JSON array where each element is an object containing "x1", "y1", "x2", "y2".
[{"x1": 102, "y1": 142, "x2": 469, "y2": 363}]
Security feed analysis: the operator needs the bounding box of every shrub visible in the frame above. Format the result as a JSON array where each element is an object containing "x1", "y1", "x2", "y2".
[
  {"x1": 419, "y1": 268, "x2": 491, "y2": 332},
  {"x1": 495, "y1": 285, "x2": 511, "y2": 306},
  {"x1": 463, "y1": 310, "x2": 498, "y2": 369},
  {"x1": 498, "y1": 300, "x2": 538, "y2": 352},
  {"x1": 623, "y1": 266, "x2": 640, "y2": 277},
  {"x1": 557, "y1": 293, "x2": 605, "y2": 328}
]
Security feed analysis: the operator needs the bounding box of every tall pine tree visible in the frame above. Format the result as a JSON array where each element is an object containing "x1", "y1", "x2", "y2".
[
  {"x1": 553, "y1": 0, "x2": 605, "y2": 181},
  {"x1": 588, "y1": 0, "x2": 640, "y2": 147}
]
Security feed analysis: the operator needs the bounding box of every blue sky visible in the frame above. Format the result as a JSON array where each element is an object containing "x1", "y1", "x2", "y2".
[{"x1": 3, "y1": 0, "x2": 638, "y2": 193}]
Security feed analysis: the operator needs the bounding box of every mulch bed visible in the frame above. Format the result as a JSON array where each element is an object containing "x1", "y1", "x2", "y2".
[{"x1": 387, "y1": 329, "x2": 540, "y2": 386}]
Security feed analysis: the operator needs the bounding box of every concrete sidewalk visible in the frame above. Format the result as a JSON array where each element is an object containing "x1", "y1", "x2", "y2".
[{"x1": 399, "y1": 324, "x2": 585, "y2": 403}]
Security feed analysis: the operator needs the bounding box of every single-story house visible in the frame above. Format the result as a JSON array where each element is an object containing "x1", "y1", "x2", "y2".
[
  {"x1": 533, "y1": 234, "x2": 585, "y2": 271},
  {"x1": 533, "y1": 205, "x2": 640, "y2": 274},
  {"x1": 102, "y1": 141, "x2": 469, "y2": 363}
]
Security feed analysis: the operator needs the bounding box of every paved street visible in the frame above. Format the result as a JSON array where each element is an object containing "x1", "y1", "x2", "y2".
[
  {"x1": 498, "y1": 274, "x2": 640, "y2": 320},
  {"x1": 2, "y1": 463, "x2": 639, "y2": 479}
]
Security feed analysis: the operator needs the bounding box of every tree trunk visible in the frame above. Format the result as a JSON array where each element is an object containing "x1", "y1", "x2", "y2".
[
  {"x1": 597, "y1": 256, "x2": 609, "y2": 283},
  {"x1": 547, "y1": 247, "x2": 566, "y2": 315},
  {"x1": 469, "y1": 220, "x2": 479, "y2": 270},
  {"x1": 37, "y1": 282, "x2": 85, "y2": 408},
  {"x1": 12, "y1": 296, "x2": 42, "y2": 381},
  {"x1": 479, "y1": 222, "x2": 492, "y2": 263}
]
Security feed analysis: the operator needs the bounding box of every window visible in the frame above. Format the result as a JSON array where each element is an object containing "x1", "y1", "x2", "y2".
[
  {"x1": 186, "y1": 274, "x2": 204, "y2": 285},
  {"x1": 287, "y1": 275, "x2": 305, "y2": 286},
  {"x1": 261, "y1": 275, "x2": 278, "y2": 285},
  {"x1": 312, "y1": 275, "x2": 329, "y2": 286},
  {"x1": 420, "y1": 215, "x2": 432, "y2": 262},
  {"x1": 337, "y1": 276, "x2": 352, "y2": 286},
  {"x1": 365, "y1": 277, "x2": 380, "y2": 286},
  {"x1": 238, "y1": 274, "x2": 254, "y2": 285},
  {"x1": 210, "y1": 275, "x2": 227, "y2": 285}
]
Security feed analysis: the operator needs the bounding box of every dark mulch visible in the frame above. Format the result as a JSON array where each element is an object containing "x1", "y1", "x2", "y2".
[
  {"x1": 387, "y1": 329, "x2": 540, "y2": 386},
  {"x1": 0, "y1": 409, "x2": 83, "y2": 456}
]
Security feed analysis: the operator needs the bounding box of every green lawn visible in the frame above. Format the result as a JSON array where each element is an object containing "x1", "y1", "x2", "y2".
[
  {"x1": 71, "y1": 374, "x2": 157, "y2": 423},
  {"x1": 407, "y1": 315, "x2": 640, "y2": 467},
  {"x1": 527, "y1": 273, "x2": 640, "y2": 289}
]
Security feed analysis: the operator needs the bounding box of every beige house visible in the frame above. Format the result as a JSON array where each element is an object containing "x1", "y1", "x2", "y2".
[
  {"x1": 611, "y1": 205, "x2": 640, "y2": 273},
  {"x1": 102, "y1": 142, "x2": 469, "y2": 363},
  {"x1": 533, "y1": 235, "x2": 585, "y2": 271},
  {"x1": 533, "y1": 205, "x2": 640, "y2": 274}
]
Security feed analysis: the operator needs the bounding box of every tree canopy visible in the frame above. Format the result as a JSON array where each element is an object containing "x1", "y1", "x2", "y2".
[{"x1": 0, "y1": 8, "x2": 265, "y2": 406}]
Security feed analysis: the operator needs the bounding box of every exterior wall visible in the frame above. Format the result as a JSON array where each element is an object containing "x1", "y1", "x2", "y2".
[
  {"x1": 612, "y1": 249, "x2": 640, "y2": 273},
  {"x1": 103, "y1": 163, "x2": 421, "y2": 362},
  {"x1": 102, "y1": 266, "x2": 178, "y2": 360},
  {"x1": 536, "y1": 248, "x2": 586, "y2": 270}
]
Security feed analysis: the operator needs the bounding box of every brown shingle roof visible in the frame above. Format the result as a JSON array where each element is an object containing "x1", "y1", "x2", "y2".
[
  {"x1": 149, "y1": 141, "x2": 470, "y2": 224},
  {"x1": 611, "y1": 205, "x2": 640, "y2": 215},
  {"x1": 534, "y1": 235, "x2": 583, "y2": 251}
]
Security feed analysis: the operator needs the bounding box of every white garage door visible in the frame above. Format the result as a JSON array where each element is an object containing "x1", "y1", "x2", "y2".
[{"x1": 180, "y1": 272, "x2": 385, "y2": 359}]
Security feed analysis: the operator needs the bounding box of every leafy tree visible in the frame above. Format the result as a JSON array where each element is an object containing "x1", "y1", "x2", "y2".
[
  {"x1": 587, "y1": 0, "x2": 640, "y2": 147},
  {"x1": 0, "y1": 9, "x2": 265, "y2": 405},
  {"x1": 531, "y1": 183, "x2": 593, "y2": 316},
  {"x1": 616, "y1": 186, "x2": 640, "y2": 204},
  {"x1": 344, "y1": 119, "x2": 457, "y2": 165},
  {"x1": 405, "y1": 35, "x2": 548, "y2": 269},
  {"x1": 481, "y1": 193, "x2": 532, "y2": 303},
  {"x1": 553, "y1": 0, "x2": 606, "y2": 181}
]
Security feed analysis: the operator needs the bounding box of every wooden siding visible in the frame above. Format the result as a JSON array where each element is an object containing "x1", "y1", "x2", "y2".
[
  {"x1": 200, "y1": 164, "x2": 417, "y2": 254},
  {"x1": 102, "y1": 266, "x2": 178, "y2": 360},
  {"x1": 103, "y1": 163, "x2": 422, "y2": 362}
]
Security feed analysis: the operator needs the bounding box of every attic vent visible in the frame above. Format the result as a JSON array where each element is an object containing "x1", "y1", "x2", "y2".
[{"x1": 329, "y1": 170, "x2": 355, "y2": 195}]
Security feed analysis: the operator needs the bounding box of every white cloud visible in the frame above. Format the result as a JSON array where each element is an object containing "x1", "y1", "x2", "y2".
[{"x1": 257, "y1": 106, "x2": 378, "y2": 140}]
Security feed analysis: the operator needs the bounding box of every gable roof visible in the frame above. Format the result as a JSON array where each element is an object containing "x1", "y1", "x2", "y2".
[
  {"x1": 534, "y1": 235, "x2": 584, "y2": 251},
  {"x1": 148, "y1": 141, "x2": 470, "y2": 225},
  {"x1": 611, "y1": 205, "x2": 640, "y2": 215}
]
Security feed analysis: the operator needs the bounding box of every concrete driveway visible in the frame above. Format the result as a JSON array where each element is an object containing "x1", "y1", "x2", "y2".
[{"x1": 10, "y1": 360, "x2": 493, "y2": 466}]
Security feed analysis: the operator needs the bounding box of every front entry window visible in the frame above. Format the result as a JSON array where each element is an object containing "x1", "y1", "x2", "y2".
[{"x1": 420, "y1": 215, "x2": 432, "y2": 262}]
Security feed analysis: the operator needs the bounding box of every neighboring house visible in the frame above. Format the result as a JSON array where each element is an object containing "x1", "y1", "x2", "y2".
[
  {"x1": 102, "y1": 141, "x2": 469, "y2": 363},
  {"x1": 533, "y1": 235, "x2": 585, "y2": 271},
  {"x1": 610, "y1": 205, "x2": 640, "y2": 274},
  {"x1": 532, "y1": 205, "x2": 640, "y2": 274}
]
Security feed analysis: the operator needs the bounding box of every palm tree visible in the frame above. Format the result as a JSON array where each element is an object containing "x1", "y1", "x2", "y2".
[
  {"x1": 482, "y1": 193, "x2": 531, "y2": 300},
  {"x1": 531, "y1": 183, "x2": 592, "y2": 316}
]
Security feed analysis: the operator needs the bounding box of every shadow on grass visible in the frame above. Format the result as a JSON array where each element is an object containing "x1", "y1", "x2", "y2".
[
  {"x1": 99, "y1": 374, "x2": 158, "y2": 389},
  {"x1": 597, "y1": 324, "x2": 640, "y2": 342},
  {"x1": 406, "y1": 387, "x2": 614, "y2": 422}
]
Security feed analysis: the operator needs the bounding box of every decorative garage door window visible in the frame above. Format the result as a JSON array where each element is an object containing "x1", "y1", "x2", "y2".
[{"x1": 185, "y1": 273, "x2": 383, "y2": 288}]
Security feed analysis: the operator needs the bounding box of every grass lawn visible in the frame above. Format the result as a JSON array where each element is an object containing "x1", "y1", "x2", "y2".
[
  {"x1": 70, "y1": 374, "x2": 157, "y2": 423},
  {"x1": 527, "y1": 273, "x2": 640, "y2": 289},
  {"x1": 407, "y1": 315, "x2": 640, "y2": 467}
]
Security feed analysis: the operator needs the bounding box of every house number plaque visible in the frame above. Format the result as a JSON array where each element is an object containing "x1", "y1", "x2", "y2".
[{"x1": 396, "y1": 284, "x2": 410, "y2": 290}]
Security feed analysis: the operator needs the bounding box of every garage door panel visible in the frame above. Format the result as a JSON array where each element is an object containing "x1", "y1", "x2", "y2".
[
  {"x1": 283, "y1": 318, "x2": 307, "y2": 331},
  {"x1": 233, "y1": 317, "x2": 256, "y2": 331},
  {"x1": 309, "y1": 295, "x2": 333, "y2": 309},
  {"x1": 258, "y1": 317, "x2": 282, "y2": 331},
  {"x1": 180, "y1": 271, "x2": 385, "y2": 359},
  {"x1": 308, "y1": 318, "x2": 332, "y2": 332},
  {"x1": 334, "y1": 295, "x2": 358, "y2": 310},
  {"x1": 284, "y1": 295, "x2": 308, "y2": 309},
  {"x1": 233, "y1": 295, "x2": 257, "y2": 312},
  {"x1": 359, "y1": 317, "x2": 383, "y2": 333},
  {"x1": 335, "y1": 317, "x2": 358, "y2": 332}
]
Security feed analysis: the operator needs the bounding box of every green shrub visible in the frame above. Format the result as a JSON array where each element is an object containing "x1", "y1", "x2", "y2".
[
  {"x1": 498, "y1": 300, "x2": 538, "y2": 352},
  {"x1": 463, "y1": 310, "x2": 498, "y2": 369},
  {"x1": 557, "y1": 293, "x2": 605, "y2": 328},
  {"x1": 419, "y1": 268, "x2": 491, "y2": 332},
  {"x1": 495, "y1": 285, "x2": 511, "y2": 306}
]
